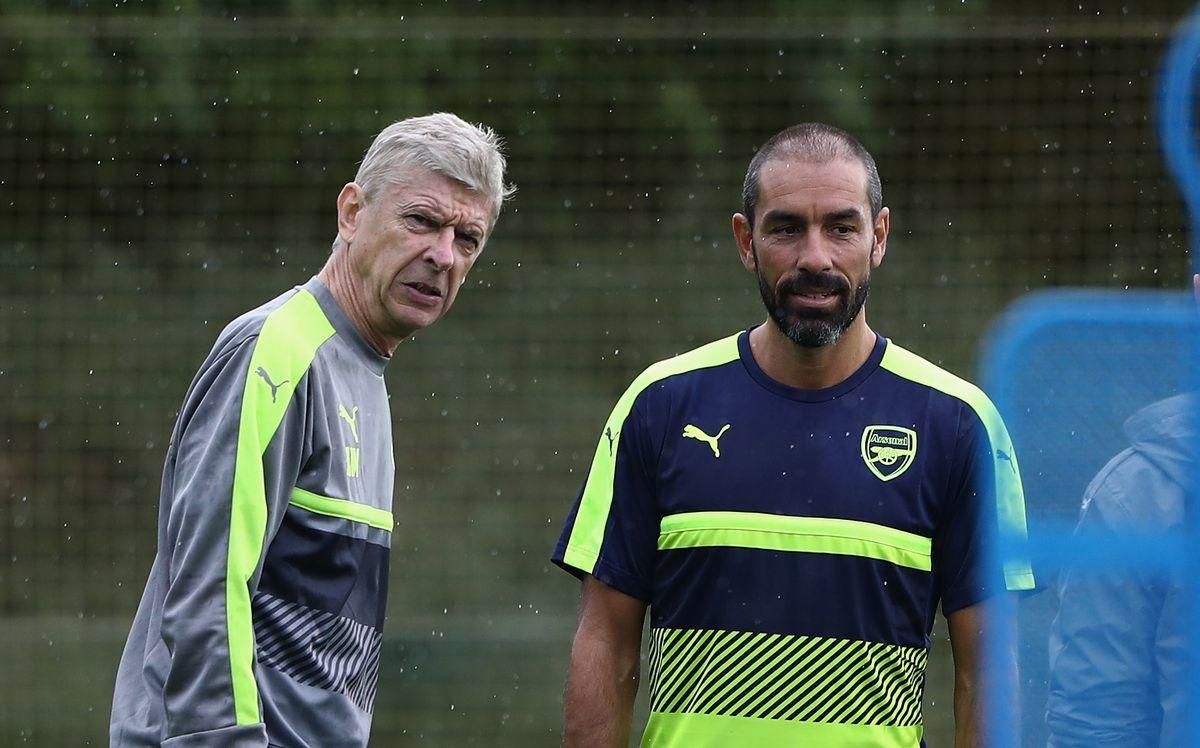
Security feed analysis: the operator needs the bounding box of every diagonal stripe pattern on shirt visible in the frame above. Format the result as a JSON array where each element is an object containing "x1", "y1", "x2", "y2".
[
  {"x1": 253, "y1": 591, "x2": 382, "y2": 712},
  {"x1": 647, "y1": 627, "x2": 927, "y2": 726}
]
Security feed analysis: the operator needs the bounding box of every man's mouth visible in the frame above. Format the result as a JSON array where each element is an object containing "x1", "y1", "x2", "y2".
[
  {"x1": 794, "y1": 288, "x2": 838, "y2": 300},
  {"x1": 784, "y1": 284, "x2": 844, "y2": 304},
  {"x1": 404, "y1": 281, "x2": 443, "y2": 298},
  {"x1": 778, "y1": 272, "x2": 849, "y2": 305}
]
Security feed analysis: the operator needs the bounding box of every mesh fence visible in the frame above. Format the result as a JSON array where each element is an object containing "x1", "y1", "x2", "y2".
[{"x1": 0, "y1": 2, "x2": 1194, "y2": 744}]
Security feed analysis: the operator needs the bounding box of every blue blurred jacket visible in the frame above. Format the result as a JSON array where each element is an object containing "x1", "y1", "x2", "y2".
[{"x1": 1046, "y1": 394, "x2": 1195, "y2": 747}]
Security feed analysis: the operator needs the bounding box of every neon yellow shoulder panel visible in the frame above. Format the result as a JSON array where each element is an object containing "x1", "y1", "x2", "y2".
[
  {"x1": 879, "y1": 342, "x2": 1035, "y2": 591},
  {"x1": 561, "y1": 333, "x2": 742, "y2": 574},
  {"x1": 227, "y1": 289, "x2": 336, "y2": 725}
]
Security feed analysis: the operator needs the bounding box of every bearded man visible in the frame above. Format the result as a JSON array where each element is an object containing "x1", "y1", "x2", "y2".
[{"x1": 552, "y1": 122, "x2": 1034, "y2": 748}]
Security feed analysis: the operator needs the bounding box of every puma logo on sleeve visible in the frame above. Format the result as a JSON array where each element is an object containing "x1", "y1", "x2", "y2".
[{"x1": 255, "y1": 367, "x2": 290, "y2": 403}]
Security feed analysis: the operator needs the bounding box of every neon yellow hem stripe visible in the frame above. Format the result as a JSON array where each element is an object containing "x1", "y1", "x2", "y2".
[
  {"x1": 289, "y1": 487, "x2": 393, "y2": 531},
  {"x1": 227, "y1": 289, "x2": 335, "y2": 726},
  {"x1": 642, "y1": 711, "x2": 923, "y2": 747},
  {"x1": 879, "y1": 342, "x2": 1035, "y2": 590},
  {"x1": 562, "y1": 333, "x2": 742, "y2": 574},
  {"x1": 658, "y1": 512, "x2": 932, "y2": 572}
]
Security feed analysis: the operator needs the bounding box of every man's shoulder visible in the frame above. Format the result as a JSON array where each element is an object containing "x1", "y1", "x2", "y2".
[
  {"x1": 208, "y1": 284, "x2": 335, "y2": 358},
  {"x1": 212, "y1": 284, "x2": 299, "y2": 340},
  {"x1": 622, "y1": 332, "x2": 743, "y2": 397},
  {"x1": 878, "y1": 339, "x2": 997, "y2": 420},
  {"x1": 1082, "y1": 446, "x2": 1184, "y2": 530}
]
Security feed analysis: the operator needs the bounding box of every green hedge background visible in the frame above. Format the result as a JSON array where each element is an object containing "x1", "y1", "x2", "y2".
[{"x1": 1, "y1": 1, "x2": 1193, "y2": 744}]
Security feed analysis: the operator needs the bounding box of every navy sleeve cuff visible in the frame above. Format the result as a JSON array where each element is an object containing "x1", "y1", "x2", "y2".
[{"x1": 551, "y1": 550, "x2": 651, "y2": 603}]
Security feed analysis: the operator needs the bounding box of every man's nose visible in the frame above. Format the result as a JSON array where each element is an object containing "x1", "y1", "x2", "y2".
[
  {"x1": 793, "y1": 229, "x2": 835, "y2": 272},
  {"x1": 424, "y1": 227, "x2": 455, "y2": 272}
]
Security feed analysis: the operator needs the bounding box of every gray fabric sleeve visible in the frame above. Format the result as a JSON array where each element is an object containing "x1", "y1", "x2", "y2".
[
  {"x1": 158, "y1": 336, "x2": 308, "y2": 744},
  {"x1": 1156, "y1": 570, "x2": 1188, "y2": 748},
  {"x1": 1045, "y1": 462, "x2": 1164, "y2": 747}
]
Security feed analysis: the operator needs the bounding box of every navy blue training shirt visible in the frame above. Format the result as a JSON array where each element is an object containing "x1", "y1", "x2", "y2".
[{"x1": 553, "y1": 329, "x2": 1034, "y2": 747}]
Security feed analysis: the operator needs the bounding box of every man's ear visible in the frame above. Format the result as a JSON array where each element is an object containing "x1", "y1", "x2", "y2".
[
  {"x1": 733, "y1": 213, "x2": 757, "y2": 272},
  {"x1": 871, "y1": 206, "x2": 890, "y2": 268},
  {"x1": 337, "y1": 183, "x2": 366, "y2": 245}
]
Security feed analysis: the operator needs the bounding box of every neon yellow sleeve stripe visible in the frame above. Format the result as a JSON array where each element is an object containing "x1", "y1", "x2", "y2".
[
  {"x1": 227, "y1": 290, "x2": 335, "y2": 726},
  {"x1": 658, "y1": 512, "x2": 933, "y2": 572},
  {"x1": 289, "y1": 487, "x2": 394, "y2": 532},
  {"x1": 880, "y1": 342, "x2": 1036, "y2": 591},
  {"x1": 561, "y1": 333, "x2": 742, "y2": 574}
]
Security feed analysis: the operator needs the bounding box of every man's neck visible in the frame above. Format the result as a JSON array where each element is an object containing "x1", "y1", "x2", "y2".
[
  {"x1": 317, "y1": 255, "x2": 399, "y2": 357},
  {"x1": 747, "y1": 316, "x2": 877, "y2": 390}
]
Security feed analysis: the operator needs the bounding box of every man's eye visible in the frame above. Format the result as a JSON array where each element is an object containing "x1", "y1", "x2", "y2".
[
  {"x1": 832, "y1": 225, "x2": 854, "y2": 235},
  {"x1": 456, "y1": 234, "x2": 481, "y2": 252},
  {"x1": 774, "y1": 225, "x2": 800, "y2": 235},
  {"x1": 405, "y1": 214, "x2": 436, "y2": 229}
]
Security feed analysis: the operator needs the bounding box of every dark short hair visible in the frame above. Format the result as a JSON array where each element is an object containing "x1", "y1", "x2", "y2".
[{"x1": 741, "y1": 123, "x2": 882, "y2": 226}]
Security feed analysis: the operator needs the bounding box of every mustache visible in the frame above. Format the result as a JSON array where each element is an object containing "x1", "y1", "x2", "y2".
[{"x1": 776, "y1": 270, "x2": 850, "y2": 297}]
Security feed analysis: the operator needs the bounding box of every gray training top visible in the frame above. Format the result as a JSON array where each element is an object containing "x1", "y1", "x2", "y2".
[{"x1": 112, "y1": 278, "x2": 395, "y2": 747}]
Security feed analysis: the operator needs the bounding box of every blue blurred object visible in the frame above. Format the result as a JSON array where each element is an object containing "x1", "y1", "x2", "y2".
[
  {"x1": 1159, "y1": 6, "x2": 1200, "y2": 748},
  {"x1": 980, "y1": 4, "x2": 1200, "y2": 745},
  {"x1": 982, "y1": 289, "x2": 1196, "y2": 747},
  {"x1": 1160, "y1": 6, "x2": 1200, "y2": 266}
]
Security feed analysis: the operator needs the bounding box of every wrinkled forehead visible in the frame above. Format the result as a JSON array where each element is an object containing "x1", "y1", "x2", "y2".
[{"x1": 381, "y1": 168, "x2": 495, "y2": 228}]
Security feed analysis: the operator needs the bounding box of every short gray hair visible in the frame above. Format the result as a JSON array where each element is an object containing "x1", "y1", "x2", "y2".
[{"x1": 354, "y1": 112, "x2": 514, "y2": 223}]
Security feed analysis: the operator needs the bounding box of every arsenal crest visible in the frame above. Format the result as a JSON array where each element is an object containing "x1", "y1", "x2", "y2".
[{"x1": 860, "y1": 425, "x2": 917, "y2": 482}]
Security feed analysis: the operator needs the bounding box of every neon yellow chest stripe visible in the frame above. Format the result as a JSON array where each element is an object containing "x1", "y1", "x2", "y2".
[
  {"x1": 227, "y1": 289, "x2": 335, "y2": 726},
  {"x1": 658, "y1": 511, "x2": 932, "y2": 571}
]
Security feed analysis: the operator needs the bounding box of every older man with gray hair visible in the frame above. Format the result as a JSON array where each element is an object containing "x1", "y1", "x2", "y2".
[{"x1": 111, "y1": 112, "x2": 512, "y2": 747}]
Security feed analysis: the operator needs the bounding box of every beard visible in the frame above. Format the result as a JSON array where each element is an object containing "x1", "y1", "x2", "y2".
[{"x1": 754, "y1": 245, "x2": 871, "y2": 349}]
